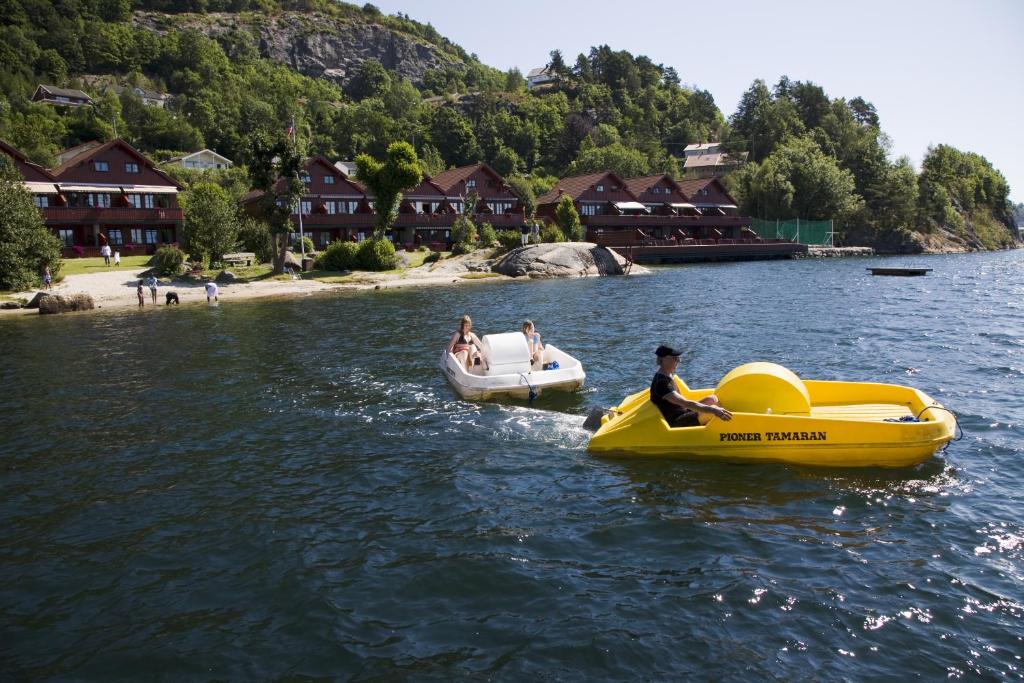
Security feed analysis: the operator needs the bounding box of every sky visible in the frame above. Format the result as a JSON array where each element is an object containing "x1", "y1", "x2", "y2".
[{"x1": 372, "y1": 0, "x2": 1024, "y2": 204}]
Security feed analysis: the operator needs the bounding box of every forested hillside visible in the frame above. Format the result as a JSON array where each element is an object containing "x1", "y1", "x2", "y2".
[{"x1": 0, "y1": 0, "x2": 1016, "y2": 251}]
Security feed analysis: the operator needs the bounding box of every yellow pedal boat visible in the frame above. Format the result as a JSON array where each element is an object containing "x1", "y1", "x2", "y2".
[{"x1": 588, "y1": 362, "x2": 958, "y2": 467}]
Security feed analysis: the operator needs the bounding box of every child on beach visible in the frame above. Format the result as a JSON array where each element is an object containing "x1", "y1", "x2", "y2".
[
  {"x1": 136, "y1": 280, "x2": 145, "y2": 308},
  {"x1": 205, "y1": 281, "x2": 219, "y2": 302},
  {"x1": 43, "y1": 266, "x2": 52, "y2": 290}
]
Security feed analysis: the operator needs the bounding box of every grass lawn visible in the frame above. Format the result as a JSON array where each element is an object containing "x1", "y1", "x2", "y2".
[
  {"x1": 60, "y1": 255, "x2": 152, "y2": 276},
  {"x1": 459, "y1": 272, "x2": 502, "y2": 279}
]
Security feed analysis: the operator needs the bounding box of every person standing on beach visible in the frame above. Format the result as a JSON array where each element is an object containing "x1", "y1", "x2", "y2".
[
  {"x1": 145, "y1": 274, "x2": 158, "y2": 304},
  {"x1": 43, "y1": 265, "x2": 52, "y2": 290},
  {"x1": 136, "y1": 280, "x2": 145, "y2": 308},
  {"x1": 113, "y1": 250, "x2": 121, "y2": 266},
  {"x1": 101, "y1": 243, "x2": 111, "y2": 267},
  {"x1": 205, "y1": 281, "x2": 219, "y2": 302}
]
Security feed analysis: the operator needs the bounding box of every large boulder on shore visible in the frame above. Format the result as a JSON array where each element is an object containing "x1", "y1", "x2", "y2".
[
  {"x1": 492, "y1": 242, "x2": 636, "y2": 278},
  {"x1": 37, "y1": 293, "x2": 95, "y2": 315}
]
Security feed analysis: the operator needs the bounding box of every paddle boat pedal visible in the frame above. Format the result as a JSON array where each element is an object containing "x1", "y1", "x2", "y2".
[
  {"x1": 441, "y1": 332, "x2": 585, "y2": 401},
  {"x1": 588, "y1": 362, "x2": 959, "y2": 467}
]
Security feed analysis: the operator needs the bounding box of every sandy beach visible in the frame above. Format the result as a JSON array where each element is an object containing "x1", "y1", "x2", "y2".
[{"x1": 1, "y1": 263, "x2": 513, "y2": 316}]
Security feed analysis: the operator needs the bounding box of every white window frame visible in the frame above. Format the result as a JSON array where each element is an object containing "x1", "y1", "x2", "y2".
[
  {"x1": 94, "y1": 161, "x2": 109, "y2": 172},
  {"x1": 596, "y1": 184, "x2": 604, "y2": 192},
  {"x1": 34, "y1": 196, "x2": 49, "y2": 208},
  {"x1": 125, "y1": 162, "x2": 139, "y2": 173},
  {"x1": 323, "y1": 176, "x2": 335, "y2": 185}
]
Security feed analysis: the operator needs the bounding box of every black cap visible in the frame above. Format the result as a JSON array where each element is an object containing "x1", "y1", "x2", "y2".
[{"x1": 655, "y1": 345, "x2": 682, "y2": 358}]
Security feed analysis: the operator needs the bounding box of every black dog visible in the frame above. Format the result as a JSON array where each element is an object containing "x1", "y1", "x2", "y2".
[{"x1": 165, "y1": 291, "x2": 180, "y2": 305}]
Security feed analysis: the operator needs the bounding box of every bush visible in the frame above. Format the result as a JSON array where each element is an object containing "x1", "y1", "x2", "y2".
[
  {"x1": 540, "y1": 223, "x2": 566, "y2": 243},
  {"x1": 292, "y1": 235, "x2": 315, "y2": 254},
  {"x1": 417, "y1": 244, "x2": 429, "y2": 252},
  {"x1": 478, "y1": 222, "x2": 498, "y2": 248},
  {"x1": 496, "y1": 229, "x2": 524, "y2": 254},
  {"x1": 355, "y1": 237, "x2": 398, "y2": 271},
  {"x1": 237, "y1": 218, "x2": 274, "y2": 263},
  {"x1": 423, "y1": 251, "x2": 442, "y2": 264},
  {"x1": 450, "y1": 215, "x2": 477, "y2": 254},
  {"x1": 152, "y1": 245, "x2": 185, "y2": 275},
  {"x1": 316, "y1": 240, "x2": 359, "y2": 271}
]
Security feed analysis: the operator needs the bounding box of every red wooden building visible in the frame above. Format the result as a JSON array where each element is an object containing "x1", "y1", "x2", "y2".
[
  {"x1": 537, "y1": 171, "x2": 752, "y2": 244},
  {"x1": 242, "y1": 160, "x2": 527, "y2": 250},
  {"x1": 2, "y1": 138, "x2": 183, "y2": 256}
]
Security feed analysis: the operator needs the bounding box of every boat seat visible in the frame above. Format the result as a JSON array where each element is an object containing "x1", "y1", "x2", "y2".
[{"x1": 810, "y1": 403, "x2": 914, "y2": 421}]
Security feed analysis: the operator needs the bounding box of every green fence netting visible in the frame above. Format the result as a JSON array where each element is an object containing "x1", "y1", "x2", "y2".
[{"x1": 751, "y1": 218, "x2": 835, "y2": 245}]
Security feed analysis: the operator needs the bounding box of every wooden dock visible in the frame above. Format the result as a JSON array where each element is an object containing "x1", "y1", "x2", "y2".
[{"x1": 867, "y1": 267, "x2": 932, "y2": 276}]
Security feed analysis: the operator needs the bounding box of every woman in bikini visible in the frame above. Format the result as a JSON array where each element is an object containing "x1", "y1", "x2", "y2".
[{"x1": 447, "y1": 315, "x2": 483, "y2": 371}]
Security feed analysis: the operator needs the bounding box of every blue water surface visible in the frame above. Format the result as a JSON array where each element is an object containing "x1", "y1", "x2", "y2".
[{"x1": 1, "y1": 251, "x2": 1022, "y2": 679}]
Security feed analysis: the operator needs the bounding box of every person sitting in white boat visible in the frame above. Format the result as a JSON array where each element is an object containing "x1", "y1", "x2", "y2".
[
  {"x1": 522, "y1": 320, "x2": 544, "y2": 365},
  {"x1": 447, "y1": 314, "x2": 484, "y2": 370},
  {"x1": 651, "y1": 345, "x2": 732, "y2": 427}
]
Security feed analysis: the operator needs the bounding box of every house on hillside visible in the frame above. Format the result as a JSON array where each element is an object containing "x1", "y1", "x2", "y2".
[
  {"x1": 166, "y1": 149, "x2": 234, "y2": 171},
  {"x1": 682, "y1": 142, "x2": 746, "y2": 178},
  {"x1": 32, "y1": 85, "x2": 94, "y2": 107},
  {"x1": 334, "y1": 160, "x2": 358, "y2": 177},
  {"x1": 526, "y1": 66, "x2": 558, "y2": 90},
  {"x1": 10, "y1": 138, "x2": 184, "y2": 255}
]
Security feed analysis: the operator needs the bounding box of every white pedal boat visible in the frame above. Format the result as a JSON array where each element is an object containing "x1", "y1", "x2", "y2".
[{"x1": 440, "y1": 332, "x2": 586, "y2": 400}]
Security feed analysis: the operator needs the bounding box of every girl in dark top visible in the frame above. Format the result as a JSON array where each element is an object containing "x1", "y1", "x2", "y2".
[{"x1": 447, "y1": 315, "x2": 483, "y2": 371}]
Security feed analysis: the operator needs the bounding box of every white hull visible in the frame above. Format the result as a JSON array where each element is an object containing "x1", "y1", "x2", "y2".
[{"x1": 440, "y1": 344, "x2": 585, "y2": 400}]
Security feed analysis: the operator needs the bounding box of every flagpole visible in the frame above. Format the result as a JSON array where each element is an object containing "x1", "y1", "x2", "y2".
[{"x1": 292, "y1": 114, "x2": 306, "y2": 264}]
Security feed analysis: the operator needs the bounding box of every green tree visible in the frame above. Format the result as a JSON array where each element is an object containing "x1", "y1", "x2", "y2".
[
  {"x1": 555, "y1": 194, "x2": 583, "y2": 241},
  {"x1": 355, "y1": 141, "x2": 423, "y2": 238},
  {"x1": 0, "y1": 161, "x2": 62, "y2": 291},
  {"x1": 244, "y1": 129, "x2": 304, "y2": 274},
  {"x1": 567, "y1": 142, "x2": 650, "y2": 178},
  {"x1": 738, "y1": 136, "x2": 861, "y2": 221},
  {"x1": 429, "y1": 107, "x2": 480, "y2": 167},
  {"x1": 181, "y1": 182, "x2": 240, "y2": 265},
  {"x1": 506, "y1": 175, "x2": 537, "y2": 218},
  {"x1": 450, "y1": 215, "x2": 477, "y2": 254}
]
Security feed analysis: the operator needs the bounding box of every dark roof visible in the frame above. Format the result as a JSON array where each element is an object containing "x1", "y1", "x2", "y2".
[
  {"x1": 675, "y1": 177, "x2": 737, "y2": 204},
  {"x1": 51, "y1": 138, "x2": 182, "y2": 188},
  {"x1": 623, "y1": 174, "x2": 683, "y2": 197},
  {"x1": 430, "y1": 162, "x2": 505, "y2": 194},
  {"x1": 536, "y1": 171, "x2": 637, "y2": 205},
  {"x1": 0, "y1": 139, "x2": 56, "y2": 180},
  {"x1": 35, "y1": 85, "x2": 92, "y2": 101}
]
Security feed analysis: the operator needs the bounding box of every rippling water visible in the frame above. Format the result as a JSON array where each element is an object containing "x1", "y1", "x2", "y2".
[{"x1": 1, "y1": 251, "x2": 1022, "y2": 679}]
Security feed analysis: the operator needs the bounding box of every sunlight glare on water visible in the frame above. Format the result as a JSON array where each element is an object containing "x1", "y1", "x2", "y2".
[{"x1": 0, "y1": 250, "x2": 1022, "y2": 679}]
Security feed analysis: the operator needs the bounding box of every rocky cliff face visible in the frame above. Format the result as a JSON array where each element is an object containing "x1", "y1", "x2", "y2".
[{"x1": 134, "y1": 11, "x2": 462, "y2": 87}]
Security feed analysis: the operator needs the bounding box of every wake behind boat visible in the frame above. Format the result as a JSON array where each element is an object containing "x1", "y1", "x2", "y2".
[{"x1": 441, "y1": 332, "x2": 585, "y2": 400}]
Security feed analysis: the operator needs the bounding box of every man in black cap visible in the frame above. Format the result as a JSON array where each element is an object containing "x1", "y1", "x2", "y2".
[{"x1": 651, "y1": 345, "x2": 732, "y2": 427}]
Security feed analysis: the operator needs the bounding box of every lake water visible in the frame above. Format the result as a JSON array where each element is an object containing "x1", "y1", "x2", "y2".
[{"x1": 1, "y1": 251, "x2": 1022, "y2": 679}]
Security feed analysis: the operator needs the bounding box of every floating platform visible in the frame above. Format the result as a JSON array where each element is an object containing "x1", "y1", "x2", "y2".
[
  {"x1": 610, "y1": 241, "x2": 807, "y2": 265},
  {"x1": 868, "y1": 267, "x2": 932, "y2": 276}
]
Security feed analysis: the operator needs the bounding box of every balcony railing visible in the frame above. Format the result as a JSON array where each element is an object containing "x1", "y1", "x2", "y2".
[
  {"x1": 582, "y1": 214, "x2": 751, "y2": 227},
  {"x1": 43, "y1": 207, "x2": 184, "y2": 223},
  {"x1": 291, "y1": 212, "x2": 528, "y2": 229}
]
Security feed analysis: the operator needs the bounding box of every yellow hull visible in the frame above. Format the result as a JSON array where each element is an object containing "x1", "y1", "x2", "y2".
[{"x1": 588, "y1": 374, "x2": 957, "y2": 468}]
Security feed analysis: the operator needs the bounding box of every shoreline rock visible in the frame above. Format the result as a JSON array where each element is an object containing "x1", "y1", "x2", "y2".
[{"x1": 492, "y1": 242, "x2": 646, "y2": 278}]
